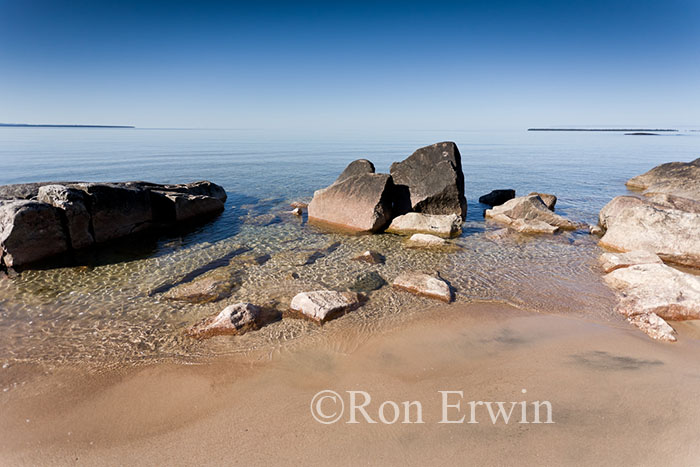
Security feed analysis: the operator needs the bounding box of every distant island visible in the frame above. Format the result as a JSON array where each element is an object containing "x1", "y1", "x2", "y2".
[
  {"x1": 0, "y1": 123, "x2": 134, "y2": 128},
  {"x1": 528, "y1": 128, "x2": 677, "y2": 132}
]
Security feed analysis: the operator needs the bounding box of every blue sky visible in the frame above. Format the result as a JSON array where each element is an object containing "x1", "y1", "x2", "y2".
[{"x1": 1, "y1": 0, "x2": 699, "y2": 129}]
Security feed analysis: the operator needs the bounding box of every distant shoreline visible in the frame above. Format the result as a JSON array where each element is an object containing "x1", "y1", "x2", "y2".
[
  {"x1": 528, "y1": 128, "x2": 678, "y2": 132},
  {"x1": 0, "y1": 123, "x2": 134, "y2": 128}
]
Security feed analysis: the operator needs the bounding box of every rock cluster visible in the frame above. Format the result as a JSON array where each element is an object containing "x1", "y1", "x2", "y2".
[
  {"x1": 597, "y1": 158, "x2": 700, "y2": 342},
  {"x1": 485, "y1": 195, "x2": 578, "y2": 234},
  {"x1": 308, "y1": 142, "x2": 466, "y2": 233},
  {"x1": 0, "y1": 180, "x2": 226, "y2": 268}
]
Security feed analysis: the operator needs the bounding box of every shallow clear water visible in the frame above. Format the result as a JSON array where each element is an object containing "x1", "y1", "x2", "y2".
[{"x1": 0, "y1": 128, "x2": 698, "y2": 367}]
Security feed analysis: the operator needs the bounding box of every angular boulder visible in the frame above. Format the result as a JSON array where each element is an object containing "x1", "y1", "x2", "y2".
[
  {"x1": 308, "y1": 162, "x2": 394, "y2": 232},
  {"x1": 392, "y1": 272, "x2": 452, "y2": 302},
  {"x1": 290, "y1": 290, "x2": 364, "y2": 323},
  {"x1": 186, "y1": 303, "x2": 276, "y2": 339},
  {"x1": 528, "y1": 192, "x2": 557, "y2": 210},
  {"x1": 390, "y1": 142, "x2": 467, "y2": 219},
  {"x1": 598, "y1": 196, "x2": 700, "y2": 268},
  {"x1": 386, "y1": 213, "x2": 462, "y2": 238},
  {"x1": 626, "y1": 158, "x2": 700, "y2": 202},
  {"x1": 37, "y1": 184, "x2": 94, "y2": 249},
  {"x1": 627, "y1": 313, "x2": 677, "y2": 343},
  {"x1": 150, "y1": 191, "x2": 224, "y2": 223},
  {"x1": 479, "y1": 189, "x2": 515, "y2": 207},
  {"x1": 406, "y1": 233, "x2": 446, "y2": 247},
  {"x1": 599, "y1": 250, "x2": 662, "y2": 273},
  {"x1": 485, "y1": 195, "x2": 578, "y2": 233},
  {"x1": 0, "y1": 200, "x2": 68, "y2": 267},
  {"x1": 335, "y1": 159, "x2": 375, "y2": 183},
  {"x1": 604, "y1": 263, "x2": 700, "y2": 321}
]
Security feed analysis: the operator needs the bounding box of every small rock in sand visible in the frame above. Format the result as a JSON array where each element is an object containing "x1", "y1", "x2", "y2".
[
  {"x1": 406, "y1": 233, "x2": 446, "y2": 247},
  {"x1": 392, "y1": 272, "x2": 452, "y2": 302},
  {"x1": 290, "y1": 290, "x2": 364, "y2": 323}
]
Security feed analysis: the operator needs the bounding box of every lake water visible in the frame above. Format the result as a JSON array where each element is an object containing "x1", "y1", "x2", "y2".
[{"x1": 0, "y1": 128, "x2": 698, "y2": 368}]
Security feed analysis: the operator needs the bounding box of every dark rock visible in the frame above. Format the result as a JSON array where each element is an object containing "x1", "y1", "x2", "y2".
[
  {"x1": 390, "y1": 142, "x2": 467, "y2": 219},
  {"x1": 150, "y1": 190, "x2": 224, "y2": 223},
  {"x1": 349, "y1": 271, "x2": 387, "y2": 293},
  {"x1": 37, "y1": 185, "x2": 94, "y2": 249},
  {"x1": 528, "y1": 192, "x2": 557, "y2": 210},
  {"x1": 0, "y1": 182, "x2": 77, "y2": 200},
  {"x1": 308, "y1": 167, "x2": 394, "y2": 233},
  {"x1": 479, "y1": 189, "x2": 515, "y2": 207},
  {"x1": 0, "y1": 201, "x2": 68, "y2": 267}
]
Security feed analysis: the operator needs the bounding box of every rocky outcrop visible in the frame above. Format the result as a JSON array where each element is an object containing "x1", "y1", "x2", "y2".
[
  {"x1": 406, "y1": 233, "x2": 446, "y2": 247},
  {"x1": 485, "y1": 195, "x2": 578, "y2": 234},
  {"x1": 386, "y1": 213, "x2": 462, "y2": 238},
  {"x1": 186, "y1": 303, "x2": 278, "y2": 339},
  {"x1": 599, "y1": 250, "x2": 662, "y2": 273},
  {"x1": 390, "y1": 142, "x2": 467, "y2": 219},
  {"x1": 392, "y1": 272, "x2": 452, "y2": 302},
  {"x1": 0, "y1": 201, "x2": 68, "y2": 267},
  {"x1": 478, "y1": 189, "x2": 515, "y2": 207},
  {"x1": 598, "y1": 196, "x2": 700, "y2": 269},
  {"x1": 290, "y1": 290, "x2": 364, "y2": 323},
  {"x1": 308, "y1": 160, "x2": 394, "y2": 233},
  {"x1": 0, "y1": 180, "x2": 227, "y2": 268},
  {"x1": 604, "y1": 263, "x2": 700, "y2": 321},
  {"x1": 626, "y1": 158, "x2": 700, "y2": 202},
  {"x1": 528, "y1": 192, "x2": 557, "y2": 210}
]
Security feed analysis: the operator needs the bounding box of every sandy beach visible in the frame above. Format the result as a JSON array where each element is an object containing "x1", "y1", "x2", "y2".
[{"x1": 2, "y1": 302, "x2": 700, "y2": 466}]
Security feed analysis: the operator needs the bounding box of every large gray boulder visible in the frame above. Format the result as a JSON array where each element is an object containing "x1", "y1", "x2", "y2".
[
  {"x1": 626, "y1": 158, "x2": 700, "y2": 202},
  {"x1": 335, "y1": 159, "x2": 375, "y2": 183},
  {"x1": 150, "y1": 191, "x2": 224, "y2": 223},
  {"x1": 386, "y1": 213, "x2": 462, "y2": 238},
  {"x1": 37, "y1": 184, "x2": 94, "y2": 249},
  {"x1": 485, "y1": 195, "x2": 578, "y2": 234},
  {"x1": 0, "y1": 200, "x2": 68, "y2": 267},
  {"x1": 308, "y1": 161, "x2": 394, "y2": 233},
  {"x1": 598, "y1": 196, "x2": 700, "y2": 269},
  {"x1": 74, "y1": 183, "x2": 153, "y2": 243},
  {"x1": 390, "y1": 142, "x2": 467, "y2": 219}
]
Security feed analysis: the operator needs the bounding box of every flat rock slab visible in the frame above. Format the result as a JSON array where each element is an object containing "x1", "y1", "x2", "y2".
[
  {"x1": 386, "y1": 213, "x2": 462, "y2": 238},
  {"x1": 290, "y1": 290, "x2": 364, "y2": 323},
  {"x1": 627, "y1": 313, "x2": 677, "y2": 342},
  {"x1": 186, "y1": 303, "x2": 278, "y2": 339},
  {"x1": 598, "y1": 196, "x2": 700, "y2": 269},
  {"x1": 599, "y1": 250, "x2": 663, "y2": 273},
  {"x1": 162, "y1": 268, "x2": 242, "y2": 303},
  {"x1": 604, "y1": 263, "x2": 700, "y2": 321},
  {"x1": 392, "y1": 272, "x2": 453, "y2": 302},
  {"x1": 485, "y1": 195, "x2": 577, "y2": 234},
  {"x1": 626, "y1": 158, "x2": 700, "y2": 202},
  {"x1": 406, "y1": 233, "x2": 446, "y2": 247}
]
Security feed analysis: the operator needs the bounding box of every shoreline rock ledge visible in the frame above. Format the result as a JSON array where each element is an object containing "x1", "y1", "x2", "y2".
[{"x1": 0, "y1": 180, "x2": 226, "y2": 268}]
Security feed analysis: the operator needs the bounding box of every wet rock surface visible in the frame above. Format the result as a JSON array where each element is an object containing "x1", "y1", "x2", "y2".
[
  {"x1": 386, "y1": 212, "x2": 462, "y2": 238},
  {"x1": 290, "y1": 290, "x2": 365, "y2": 323},
  {"x1": 392, "y1": 272, "x2": 453, "y2": 302}
]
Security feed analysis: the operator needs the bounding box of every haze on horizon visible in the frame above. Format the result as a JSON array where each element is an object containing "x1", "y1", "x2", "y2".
[{"x1": 1, "y1": 0, "x2": 699, "y2": 131}]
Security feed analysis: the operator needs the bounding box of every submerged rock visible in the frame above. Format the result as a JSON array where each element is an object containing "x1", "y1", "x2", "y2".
[
  {"x1": 485, "y1": 195, "x2": 577, "y2": 234},
  {"x1": 478, "y1": 189, "x2": 515, "y2": 207},
  {"x1": 290, "y1": 290, "x2": 364, "y2": 323},
  {"x1": 352, "y1": 250, "x2": 385, "y2": 265},
  {"x1": 604, "y1": 263, "x2": 700, "y2": 321},
  {"x1": 186, "y1": 303, "x2": 278, "y2": 339},
  {"x1": 162, "y1": 268, "x2": 242, "y2": 303},
  {"x1": 386, "y1": 213, "x2": 462, "y2": 238},
  {"x1": 390, "y1": 142, "x2": 467, "y2": 219},
  {"x1": 0, "y1": 200, "x2": 68, "y2": 267},
  {"x1": 392, "y1": 272, "x2": 453, "y2": 302},
  {"x1": 627, "y1": 313, "x2": 677, "y2": 342},
  {"x1": 406, "y1": 233, "x2": 446, "y2": 247},
  {"x1": 598, "y1": 196, "x2": 700, "y2": 269},
  {"x1": 308, "y1": 160, "x2": 394, "y2": 233},
  {"x1": 349, "y1": 271, "x2": 387, "y2": 293},
  {"x1": 599, "y1": 250, "x2": 662, "y2": 273},
  {"x1": 528, "y1": 192, "x2": 557, "y2": 210}
]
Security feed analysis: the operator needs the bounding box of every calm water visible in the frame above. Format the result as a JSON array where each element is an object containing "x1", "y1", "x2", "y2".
[{"x1": 0, "y1": 128, "x2": 698, "y2": 369}]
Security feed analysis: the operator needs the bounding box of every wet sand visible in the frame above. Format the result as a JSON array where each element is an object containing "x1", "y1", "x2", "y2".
[{"x1": 2, "y1": 302, "x2": 700, "y2": 466}]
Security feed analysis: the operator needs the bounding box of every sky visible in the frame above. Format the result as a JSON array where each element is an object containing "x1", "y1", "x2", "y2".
[{"x1": 1, "y1": 0, "x2": 699, "y2": 130}]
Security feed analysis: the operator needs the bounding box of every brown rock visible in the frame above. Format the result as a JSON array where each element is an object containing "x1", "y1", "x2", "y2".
[
  {"x1": 186, "y1": 303, "x2": 278, "y2": 339},
  {"x1": 528, "y1": 192, "x2": 557, "y2": 210},
  {"x1": 290, "y1": 290, "x2": 364, "y2": 323},
  {"x1": 392, "y1": 272, "x2": 453, "y2": 302}
]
